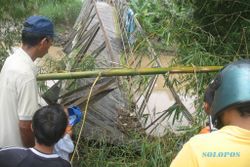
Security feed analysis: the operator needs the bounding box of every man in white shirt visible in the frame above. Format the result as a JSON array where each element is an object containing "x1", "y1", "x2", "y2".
[{"x1": 0, "y1": 15, "x2": 54, "y2": 147}]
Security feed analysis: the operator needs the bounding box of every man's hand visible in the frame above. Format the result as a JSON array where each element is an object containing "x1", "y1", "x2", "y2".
[{"x1": 19, "y1": 120, "x2": 35, "y2": 147}]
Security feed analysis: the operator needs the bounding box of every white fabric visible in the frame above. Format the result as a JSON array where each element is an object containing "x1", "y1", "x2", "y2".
[
  {"x1": 30, "y1": 148, "x2": 59, "y2": 158},
  {"x1": 0, "y1": 48, "x2": 39, "y2": 147},
  {"x1": 53, "y1": 134, "x2": 74, "y2": 161}
]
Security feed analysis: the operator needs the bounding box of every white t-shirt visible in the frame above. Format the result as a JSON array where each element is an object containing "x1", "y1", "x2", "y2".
[{"x1": 0, "y1": 48, "x2": 39, "y2": 147}]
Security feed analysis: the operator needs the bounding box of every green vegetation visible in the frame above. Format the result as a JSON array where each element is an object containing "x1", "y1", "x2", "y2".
[
  {"x1": 130, "y1": 0, "x2": 250, "y2": 116},
  {"x1": 2, "y1": 0, "x2": 250, "y2": 166},
  {"x1": 0, "y1": 0, "x2": 80, "y2": 21},
  {"x1": 71, "y1": 130, "x2": 196, "y2": 167},
  {"x1": 0, "y1": 0, "x2": 81, "y2": 69},
  {"x1": 37, "y1": 0, "x2": 82, "y2": 26},
  {"x1": 115, "y1": 1, "x2": 250, "y2": 165},
  {"x1": 0, "y1": 0, "x2": 34, "y2": 20},
  {"x1": 131, "y1": 0, "x2": 250, "y2": 60}
]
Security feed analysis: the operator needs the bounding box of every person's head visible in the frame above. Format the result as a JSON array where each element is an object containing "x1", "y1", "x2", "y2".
[
  {"x1": 22, "y1": 16, "x2": 54, "y2": 58},
  {"x1": 203, "y1": 82, "x2": 215, "y2": 115},
  {"x1": 211, "y1": 60, "x2": 250, "y2": 128},
  {"x1": 32, "y1": 104, "x2": 68, "y2": 147}
]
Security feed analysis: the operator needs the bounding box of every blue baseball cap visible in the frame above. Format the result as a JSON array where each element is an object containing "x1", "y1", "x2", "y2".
[{"x1": 23, "y1": 16, "x2": 54, "y2": 38}]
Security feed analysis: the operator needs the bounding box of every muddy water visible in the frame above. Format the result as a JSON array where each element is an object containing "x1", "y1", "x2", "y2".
[{"x1": 133, "y1": 55, "x2": 195, "y2": 136}]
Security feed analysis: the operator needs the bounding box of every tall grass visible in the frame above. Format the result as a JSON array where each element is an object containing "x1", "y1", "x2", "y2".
[
  {"x1": 37, "y1": 0, "x2": 82, "y2": 26},
  {"x1": 71, "y1": 129, "x2": 196, "y2": 167}
]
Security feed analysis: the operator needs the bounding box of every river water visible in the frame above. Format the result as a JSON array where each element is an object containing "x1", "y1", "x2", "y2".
[{"x1": 134, "y1": 55, "x2": 196, "y2": 136}]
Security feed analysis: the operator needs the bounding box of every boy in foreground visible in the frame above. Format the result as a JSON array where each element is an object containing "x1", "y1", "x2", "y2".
[{"x1": 0, "y1": 104, "x2": 71, "y2": 167}]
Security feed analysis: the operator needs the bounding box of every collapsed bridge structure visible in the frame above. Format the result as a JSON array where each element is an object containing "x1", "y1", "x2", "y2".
[{"x1": 39, "y1": 0, "x2": 217, "y2": 145}]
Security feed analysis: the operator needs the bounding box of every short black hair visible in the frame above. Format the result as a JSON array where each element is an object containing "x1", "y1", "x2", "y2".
[
  {"x1": 32, "y1": 104, "x2": 68, "y2": 146},
  {"x1": 21, "y1": 31, "x2": 47, "y2": 47},
  {"x1": 204, "y1": 84, "x2": 215, "y2": 105}
]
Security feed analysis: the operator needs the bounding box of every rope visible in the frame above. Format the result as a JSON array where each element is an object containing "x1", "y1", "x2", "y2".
[{"x1": 70, "y1": 74, "x2": 101, "y2": 163}]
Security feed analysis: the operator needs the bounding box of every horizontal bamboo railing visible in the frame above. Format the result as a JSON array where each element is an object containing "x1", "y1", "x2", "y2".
[{"x1": 37, "y1": 66, "x2": 223, "y2": 81}]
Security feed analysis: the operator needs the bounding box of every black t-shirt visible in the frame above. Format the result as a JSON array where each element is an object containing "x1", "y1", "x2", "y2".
[{"x1": 0, "y1": 147, "x2": 71, "y2": 167}]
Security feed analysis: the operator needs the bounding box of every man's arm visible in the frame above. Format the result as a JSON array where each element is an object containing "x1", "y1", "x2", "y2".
[
  {"x1": 17, "y1": 78, "x2": 39, "y2": 148},
  {"x1": 19, "y1": 120, "x2": 34, "y2": 147}
]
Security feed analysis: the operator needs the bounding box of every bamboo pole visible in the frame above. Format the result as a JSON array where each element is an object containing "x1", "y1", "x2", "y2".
[{"x1": 37, "y1": 66, "x2": 223, "y2": 81}]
